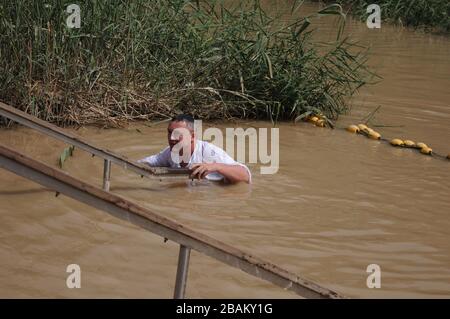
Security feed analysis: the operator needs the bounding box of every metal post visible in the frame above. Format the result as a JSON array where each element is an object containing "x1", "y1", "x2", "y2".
[
  {"x1": 174, "y1": 245, "x2": 191, "y2": 299},
  {"x1": 102, "y1": 159, "x2": 111, "y2": 191}
]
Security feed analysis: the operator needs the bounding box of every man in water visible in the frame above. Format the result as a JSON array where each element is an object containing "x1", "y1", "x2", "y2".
[{"x1": 138, "y1": 114, "x2": 251, "y2": 184}]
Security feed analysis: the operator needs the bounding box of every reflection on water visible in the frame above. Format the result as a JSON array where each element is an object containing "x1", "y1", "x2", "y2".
[{"x1": 0, "y1": 2, "x2": 449, "y2": 298}]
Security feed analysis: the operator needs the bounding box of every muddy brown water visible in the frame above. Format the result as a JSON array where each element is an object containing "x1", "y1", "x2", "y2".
[{"x1": 0, "y1": 2, "x2": 449, "y2": 298}]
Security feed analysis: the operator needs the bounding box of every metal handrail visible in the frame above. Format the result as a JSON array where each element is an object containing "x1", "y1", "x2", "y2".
[
  {"x1": 0, "y1": 102, "x2": 190, "y2": 187},
  {"x1": 0, "y1": 143, "x2": 345, "y2": 299}
]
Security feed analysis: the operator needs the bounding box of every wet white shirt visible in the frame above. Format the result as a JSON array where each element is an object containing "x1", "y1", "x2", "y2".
[{"x1": 138, "y1": 140, "x2": 251, "y2": 183}]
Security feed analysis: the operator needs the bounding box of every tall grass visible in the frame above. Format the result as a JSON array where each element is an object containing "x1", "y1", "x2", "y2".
[
  {"x1": 0, "y1": 0, "x2": 374, "y2": 127},
  {"x1": 323, "y1": 0, "x2": 450, "y2": 33}
]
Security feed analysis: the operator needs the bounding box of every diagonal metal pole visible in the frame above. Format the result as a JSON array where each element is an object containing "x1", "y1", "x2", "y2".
[
  {"x1": 0, "y1": 101, "x2": 190, "y2": 178},
  {"x1": 0, "y1": 144, "x2": 345, "y2": 299}
]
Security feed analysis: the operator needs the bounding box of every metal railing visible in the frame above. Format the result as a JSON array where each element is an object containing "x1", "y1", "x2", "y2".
[
  {"x1": 0, "y1": 102, "x2": 345, "y2": 298},
  {"x1": 0, "y1": 102, "x2": 190, "y2": 192},
  {"x1": 0, "y1": 144, "x2": 344, "y2": 298}
]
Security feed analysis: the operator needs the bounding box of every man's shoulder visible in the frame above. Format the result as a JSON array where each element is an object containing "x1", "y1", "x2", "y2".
[
  {"x1": 198, "y1": 140, "x2": 227, "y2": 156},
  {"x1": 153, "y1": 146, "x2": 171, "y2": 159},
  {"x1": 159, "y1": 146, "x2": 171, "y2": 154}
]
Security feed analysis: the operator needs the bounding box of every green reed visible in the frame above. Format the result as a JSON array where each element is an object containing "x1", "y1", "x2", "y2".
[
  {"x1": 0, "y1": 0, "x2": 374, "y2": 126},
  {"x1": 323, "y1": 0, "x2": 450, "y2": 33}
]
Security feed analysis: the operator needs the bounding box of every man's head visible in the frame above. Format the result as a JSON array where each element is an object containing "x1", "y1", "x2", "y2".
[{"x1": 167, "y1": 114, "x2": 195, "y2": 152}]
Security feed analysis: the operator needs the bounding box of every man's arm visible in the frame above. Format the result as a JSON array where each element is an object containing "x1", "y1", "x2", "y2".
[
  {"x1": 190, "y1": 163, "x2": 250, "y2": 184},
  {"x1": 137, "y1": 147, "x2": 170, "y2": 167}
]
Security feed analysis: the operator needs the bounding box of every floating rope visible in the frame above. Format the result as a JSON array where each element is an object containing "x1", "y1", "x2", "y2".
[
  {"x1": 345, "y1": 123, "x2": 449, "y2": 161},
  {"x1": 299, "y1": 115, "x2": 449, "y2": 161}
]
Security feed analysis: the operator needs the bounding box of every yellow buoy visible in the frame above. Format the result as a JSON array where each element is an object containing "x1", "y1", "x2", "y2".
[
  {"x1": 403, "y1": 140, "x2": 415, "y2": 147},
  {"x1": 309, "y1": 116, "x2": 319, "y2": 124},
  {"x1": 316, "y1": 119, "x2": 325, "y2": 127},
  {"x1": 416, "y1": 142, "x2": 428, "y2": 149},
  {"x1": 357, "y1": 123, "x2": 368, "y2": 131},
  {"x1": 390, "y1": 138, "x2": 404, "y2": 146},
  {"x1": 346, "y1": 125, "x2": 360, "y2": 133},
  {"x1": 420, "y1": 147, "x2": 432, "y2": 155},
  {"x1": 368, "y1": 131, "x2": 381, "y2": 140}
]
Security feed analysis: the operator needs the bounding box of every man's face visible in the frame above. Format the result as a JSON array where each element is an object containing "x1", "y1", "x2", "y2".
[{"x1": 167, "y1": 121, "x2": 194, "y2": 151}]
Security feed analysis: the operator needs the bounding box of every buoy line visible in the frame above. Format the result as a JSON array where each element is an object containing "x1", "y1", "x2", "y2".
[
  {"x1": 299, "y1": 115, "x2": 449, "y2": 161},
  {"x1": 346, "y1": 123, "x2": 449, "y2": 161}
]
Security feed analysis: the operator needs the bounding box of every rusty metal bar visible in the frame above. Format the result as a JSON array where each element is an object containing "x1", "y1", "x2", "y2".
[
  {"x1": 173, "y1": 245, "x2": 191, "y2": 299},
  {"x1": 0, "y1": 102, "x2": 189, "y2": 178},
  {"x1": 0, "y1": 143, "x2": 345, "y2": 299},
  {"x1": 102, "y1": 159, "x2": 111, "y2": 191}
]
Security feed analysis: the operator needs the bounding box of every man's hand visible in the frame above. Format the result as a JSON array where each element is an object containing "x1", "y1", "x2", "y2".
[
  {"x1": 190, "y1": 163, "x2": 218, "y2": 180},
  {"x1": 190, "y1": 163, "x2": 250, "y2": 184}
]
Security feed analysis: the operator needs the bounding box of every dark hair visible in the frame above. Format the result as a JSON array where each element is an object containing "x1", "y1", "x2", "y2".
[
  {"x1": 171, "y1": 114, "x2": 194, "y2": 123},
  {"x1": 171, "y1": 114, "x2": 194, "y2": 130}
]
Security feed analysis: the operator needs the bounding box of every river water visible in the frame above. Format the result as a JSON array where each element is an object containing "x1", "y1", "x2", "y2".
[{"x1": 0, "y1": 2, "x2": 449, "y2": 298}]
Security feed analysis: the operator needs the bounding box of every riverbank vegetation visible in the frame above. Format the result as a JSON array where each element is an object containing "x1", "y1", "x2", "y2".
[
  {"x1": 323, "y1": 0, "x2": 450, "y2": 33},
  {"x1": 0, "y1": 0, "x2": 374, "y2": 127}
]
